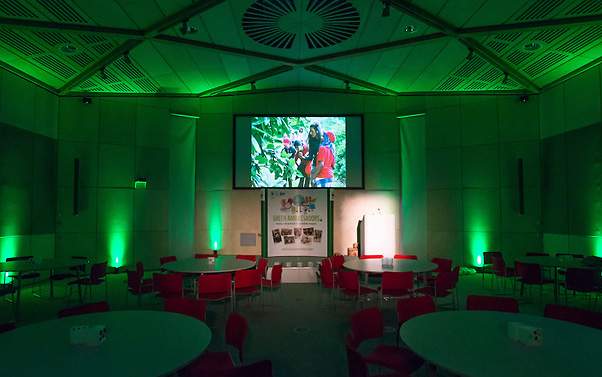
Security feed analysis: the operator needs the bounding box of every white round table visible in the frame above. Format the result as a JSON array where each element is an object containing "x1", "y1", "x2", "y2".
[
  {"x1": 400, "y1": 311, "x2": 602, "y2": 377},
  {"x1": 343, "y1": 258, "x2": 437, "y2": 274},
  {"x1": 0, "y1": 310, "x2": 211, "y2": 377},
  {"x1": 163, "y1": 256, "x2": 256, "y2": 274}
]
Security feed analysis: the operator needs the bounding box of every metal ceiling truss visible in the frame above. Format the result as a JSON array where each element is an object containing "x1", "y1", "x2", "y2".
[
  {"x1": 389, "y1": 0, "x2": 540, "y2": 93},
  {"x1": 198, "y1": 65, "x2": 294, "y2": 97},
  {"x1": 304, "y1": 65, "x2": 398, "y2": 95},
  {"x1": 0, "y1": 0, "x2": 600, "y2": 96},
  {"x1": 58, "y1": 0, "x2": 226, "y2": 94}
]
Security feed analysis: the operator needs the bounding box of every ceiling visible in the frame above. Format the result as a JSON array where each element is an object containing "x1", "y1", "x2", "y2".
[{"x1": 0, "y1": 0, "x2": 600, "y2": 97}]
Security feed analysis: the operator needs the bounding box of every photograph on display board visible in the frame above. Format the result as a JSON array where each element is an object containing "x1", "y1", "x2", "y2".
[{"x1": 251, "y1": 117, "x2": 346, "y2": 188}]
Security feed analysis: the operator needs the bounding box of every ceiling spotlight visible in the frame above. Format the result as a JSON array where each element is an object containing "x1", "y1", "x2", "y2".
[
  {"x1": 524, "y1": 42, "x2": 541, "y2": 51},
  {"x1": 466, "y1": 48, "x2": 474, "y2": 61},
  {"x1": 519, "y1": 95, "x2": 529, "y2": 104},
  {"x1": 382, "y1": 1, "x2": 390, "y2": 17},
  {"x1": 250, "y1": 81, "x2": 257, "y2": 90},
  {"x1": 502, "y1": 72, "x2": 509, "y2": 85},
  {"x1": 59, "y1": 43, "x2": 77, "y2": 55},
  {"x1": 81, "y1": 96, "x2": 92, "y2": 105},
  {"x1": 344, "y1": 81, "x2": 350, "y2": 90},
  {"x1": 100, "y1": 66, "x2": 108, "y2": 80},
  {"x1": 179, "y1": 20, "x2": 198, "y2": 35},
  {"x1": 404, "y1": 25, "x2": 416, "y2": 33}
]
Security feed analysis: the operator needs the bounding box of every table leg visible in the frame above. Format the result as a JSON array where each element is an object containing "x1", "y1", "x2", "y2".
[
  {"x1": 15, "y1": 275, "x2": 22, "y2": 321},
  {"x1": 49, "y1": 268, "x2": 54, "y2": 298}
]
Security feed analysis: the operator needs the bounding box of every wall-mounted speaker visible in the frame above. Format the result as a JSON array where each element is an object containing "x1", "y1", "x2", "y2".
[
  {"x1": 517, "y1": 158, "x2": 524, "y2": 215},
  {"x1": 73, "y1": 158, "x2": 80, "y2": 215}
]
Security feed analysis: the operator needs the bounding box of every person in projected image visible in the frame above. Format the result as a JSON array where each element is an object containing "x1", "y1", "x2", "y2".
[{"x1": 304, "y1": 123, "x2": 335, "y2": 187}]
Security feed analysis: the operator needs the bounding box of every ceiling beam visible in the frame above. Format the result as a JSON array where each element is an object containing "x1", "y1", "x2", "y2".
[
  {"x1": 298, "y1": 33, "x2": 447, "y2": 65},
  {"x1": 58, "y1": 0, "x2": 225, "y2": 94},
  {"x1": 154, "y1": 34, "x2": 297, "y2": 65},
  {"x1": 390, "y1": 0, "x2": 540, "y2": 93},
  {"x1": 542, "y1": 55, "x2": 602, "y2": 92},
  {"x1": 198, "y1": 65, "x2": 294, "y2": 96},
  {"x1": 209, "y1": 86, "x2": 383, "y2": 97},
  {"x1": 0, "y1": 60, "x2": 57, "y2": 94},
  {"x1": 0, "y1": 17, "x2": 145, "y2": 38},
  {"x1": 304, "y1": 65, "x2": 398, "y2": 95},
  {"x1": 460, "y1": 14, "x2": 602, "y2": 36}
]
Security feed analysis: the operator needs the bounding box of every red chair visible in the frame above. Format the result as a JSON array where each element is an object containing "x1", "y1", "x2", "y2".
[
  {"x1": 160, "y1": 255, "x2": 177, "y2": 265},
  {"x1": 415, "y1": 266, "x2": 459, "y2": 308},
  {"x1": 126, "y1": 262, "x2": 154, "y2": 306},
  {"x1": 359, "y1": 254, "x2": 383, "y2": 259},
  {"x1": 481, "y1": 251, "x2": 502, "y2": 286},
  {"x1": 338, "y1": 271, "x2": 377, "y2": 306},
  {"x1": 396, "y1": 295, "x2": 436, "y2": 347},
  {"x1": 0, "y1": 322, "x2": 16, "y2": 333},
  {"x1": 490, "y1": 254, "x2": 515, "y2": 290},
  {"x1": 262, "y1": 264, "x2": 283, "y2": 304},
  {"x1": 466, "y1": 295, "x2": 519, "y2": 313},
  {"x1": 194, "y1": 253, "x2": 210, "y2": 259},
  {"x1": 515, "y1": 262, "x2": 553, "y2": 297},
  {"x1": 394, "y1": 254, "x2": 417, "y2": 260},
  {"x1": 348, "y1": 307, "x2": 423, "y2": 375},
  {"x1": 164, "y1": 297, "x2": 207, "y2": 321},
  {"x1": 68, "y1": 261, "x2": 108, "y2": 301},
  {"x1": 330, "y1": 255, "x2": 345, "y2": 272},
  {"x1": 345, "y1": 340, "x2": 405, "y2": 377},
  {"x1": 234, "y1": 269, "x2": 262, "y2": 308},
  {"x1": 257, "y1": 258, "x2": 268, "y2": 277},
  {"x1": 187, "y1": 312, "x2": 249, "y2": 374},
  {"x1": 431, "y1": 258, "x2": 452, "y2": 273},
  {"x1": 197, "y1": 273, "x2": 232, "y2": 311},
  {"x1": 544, "y1": 304, "x2": 602, "y2": 330},
  {"x1": 563, "y1": 268, "x2": 599, "y2": 305},
  {"x1": 218, "y1": 360, "x2": 273, "y2": 377},
  {"x1": 153, "y1": 272, "x2": 183, "y2": 299},
  {"x1": 58, "y1": 301, "x2": 110, "y2": 318},
  {"x1": 236, "y1": 255, "x2": 257, "y2": 262},
  {"x1": 380, "y1": 271, "x2": 413, "y2": 304}
]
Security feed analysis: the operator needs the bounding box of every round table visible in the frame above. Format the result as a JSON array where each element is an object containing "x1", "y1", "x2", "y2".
[
  {"x1": 515, "y1": 256, "x2": 597, "y2": 301},
  {"x1": 0, "y1": 258, "x2": 92, "y2": 317},
  {"x1": 343, "y1": 258, "x2": 437, "y2": 274},
  {"x1": 400, "y1": 311, "x2": 602, "y2": 377},
  {"x1": 0, "y1": 310, "x2": 211, "y2": 377},
  {"x1": 162, "y1": 256, "x2": 256, "y2": 274}
]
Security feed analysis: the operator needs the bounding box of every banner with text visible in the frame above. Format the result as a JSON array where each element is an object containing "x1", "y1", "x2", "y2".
[{"x1": 267, "y1": 189, "x2": 328, "y2": 257}]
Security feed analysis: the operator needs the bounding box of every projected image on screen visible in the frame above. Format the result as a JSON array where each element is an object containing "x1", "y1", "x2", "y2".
[{"x1": 251, "y1": 117, "x2": 346, "y2": 188}]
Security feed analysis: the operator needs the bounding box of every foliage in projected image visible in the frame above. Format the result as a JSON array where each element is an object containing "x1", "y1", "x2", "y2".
[{"x1": 251, "y1": 117, "x2": 346, "y2": 188}]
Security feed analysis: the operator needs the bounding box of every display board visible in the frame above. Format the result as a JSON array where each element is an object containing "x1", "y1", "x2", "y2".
[
  {"x1": 359, "y1": 214, "x2": 396, "y2": 258},
  {"x1": 234, "y1": 115, "x2": 363, "y2": 188},
  {"x1": 267, "y1": 189, "x2": 328, "y2": 257}
]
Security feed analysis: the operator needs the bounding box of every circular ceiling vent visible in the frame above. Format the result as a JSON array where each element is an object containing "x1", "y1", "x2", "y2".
[{"x1": 242, "y1": 0, "x2": 360, "y2": 49}]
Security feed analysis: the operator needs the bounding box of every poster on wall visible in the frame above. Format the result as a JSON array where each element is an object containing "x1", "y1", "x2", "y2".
[{"x1": 267, "y1": 189, "x2": 328, "y2": 257}]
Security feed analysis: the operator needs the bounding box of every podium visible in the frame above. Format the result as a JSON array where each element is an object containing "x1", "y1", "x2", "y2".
[{"x1": 359, "y1": 214, "x2": 395, "y2": 258}]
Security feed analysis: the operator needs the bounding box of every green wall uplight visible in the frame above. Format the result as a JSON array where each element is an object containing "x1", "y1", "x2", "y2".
[
  {"x1": 108, "y1": 232, "x2": 128, "y2": 268},
  {"x1": 206, "y1": 192, "x2": 223, "y2": 251},
  {"x1": 469, "y1": 232, "x2": 488, "y2": 266}
]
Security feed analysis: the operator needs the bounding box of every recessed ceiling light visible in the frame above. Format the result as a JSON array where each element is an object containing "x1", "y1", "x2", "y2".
[
  {"x1": 404, "y1": 25, "x2": 416, "y2": 33},
  {"x1": 59, "y1": 44, "x2": 77, "y2": 55},
  {"x1": 524, "y1": 42, "x2": 540, "y2": 51}
]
